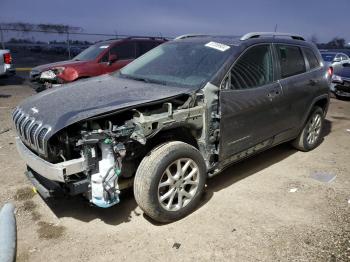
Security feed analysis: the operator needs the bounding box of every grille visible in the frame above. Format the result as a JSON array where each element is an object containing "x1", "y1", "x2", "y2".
[
  {"x1": 12, "y1": 108, "x2": 51, "y2": 155},
  {"x1": 37, "y1": 128, "x2": 48, "y2": 149}
]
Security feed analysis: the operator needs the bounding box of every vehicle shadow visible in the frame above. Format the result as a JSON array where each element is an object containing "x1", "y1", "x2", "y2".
[
  {"x1": 322, "y1": 119, "x2": 332, "y2": 138},
  {"x1": 0, "y1": 75, "x2": 26, "y2": 86},
  {"x1": 44, "y1": 188, "x2": 138, "y2": 226},
  {"x1": 145, "y1": 143, "x2": 299, "y2": 226},
  {"x1": 46, "y1": 125, "x2": 332, "y2": 226},
  {"x1": 205, "y1": 144, "x2": 297, "y2": 194}
]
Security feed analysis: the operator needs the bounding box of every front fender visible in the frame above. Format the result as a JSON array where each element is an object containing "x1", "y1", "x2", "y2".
[{"x1": 57, "y1": 67, "x2": 79, "y2": 82}]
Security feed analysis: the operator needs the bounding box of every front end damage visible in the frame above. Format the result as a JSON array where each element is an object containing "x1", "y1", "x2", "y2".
[
  {"x1": 29, "y1": 67, "x2": 68, "y2": 92},
  {"x1": 14, "y1": 83, "x2": 221, "y2": 208}
]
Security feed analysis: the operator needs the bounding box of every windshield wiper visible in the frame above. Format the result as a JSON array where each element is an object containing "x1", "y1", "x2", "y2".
[{"x1": 120, "y1": 73, "x2": 167, "y2": 85}]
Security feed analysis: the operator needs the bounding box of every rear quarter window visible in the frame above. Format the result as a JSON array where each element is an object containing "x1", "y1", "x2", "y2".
[
  {"x1": 111, "y1": 42, "x2": 136, "y2": 60},
  {"x1": 137, "y1": 41, "x2": 157, "y2": 57},
  {"x1": 303, "y1": 47, "x2": 320, "y2": 70},
  {"x1": 276, "y1": 44, "x2": 306, "y2": 78}
]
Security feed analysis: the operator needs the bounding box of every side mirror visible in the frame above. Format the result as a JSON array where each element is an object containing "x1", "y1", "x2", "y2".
[
  {"x1": 333, "y1": 57, "x2": 341, "y2": 63},
  {"x1": 108, "y1": 54, "x2": 118, "y2": 65}
]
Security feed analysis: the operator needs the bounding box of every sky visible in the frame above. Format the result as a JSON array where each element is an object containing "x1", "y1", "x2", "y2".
[{"x1": 1, "y1": 0, "x2": 349, "y2": 43}]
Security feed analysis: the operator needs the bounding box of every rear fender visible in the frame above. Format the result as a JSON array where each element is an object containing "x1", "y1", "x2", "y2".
[{"x1": 300, "y1": 94, "x2": 330, "y2": 129}]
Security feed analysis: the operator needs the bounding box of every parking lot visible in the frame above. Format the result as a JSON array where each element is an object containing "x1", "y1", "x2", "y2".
[{"x1": 0, "y1": 74, "x2": 349, "y2": 261}]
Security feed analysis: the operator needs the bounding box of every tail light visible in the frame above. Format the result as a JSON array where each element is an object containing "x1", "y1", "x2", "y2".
[
  {"x1": 327, "y1": 67, "x2": 333, "y2": 77},
  {"x1": 3, "y1": 53, "x2": 12, "y2": 64}
]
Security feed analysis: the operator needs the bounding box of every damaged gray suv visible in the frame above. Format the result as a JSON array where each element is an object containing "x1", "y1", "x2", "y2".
[{"x1": 13, "y1": 32, "x2": 330, "y2": 222}]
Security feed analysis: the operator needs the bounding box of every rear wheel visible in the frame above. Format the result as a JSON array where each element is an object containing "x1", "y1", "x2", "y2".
[
  {"x1": 134, "y1": 141, "x2": 207, "y2": 223},
  {"x1": 292, "y1": 107, "x2": 324, "y2": 151}
]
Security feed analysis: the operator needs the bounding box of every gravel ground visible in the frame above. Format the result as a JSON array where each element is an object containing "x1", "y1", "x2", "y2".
[{"x1": 0, "y1": 77, "x2": 349, "y2": 262}]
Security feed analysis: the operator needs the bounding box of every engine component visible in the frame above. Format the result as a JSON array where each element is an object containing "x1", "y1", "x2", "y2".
[{"x1": 90, "y1": 140, "x2": 121, "y2": 208}]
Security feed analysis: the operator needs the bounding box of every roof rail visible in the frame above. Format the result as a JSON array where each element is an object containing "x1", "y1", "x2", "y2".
[
  {"x1": 124, "y1": 36, "x2": 168, "y2": 40},
  {"x1": 174, "y1": 34, "x2": 209, "y2": 40},
  {"x1": 240, "y1": 32, "x2": 305, "y2": 41}
]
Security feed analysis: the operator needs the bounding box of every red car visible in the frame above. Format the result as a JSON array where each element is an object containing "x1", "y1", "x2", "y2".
[{"x1": 29, "y1": 37, "x2": 167, "y2": 91}]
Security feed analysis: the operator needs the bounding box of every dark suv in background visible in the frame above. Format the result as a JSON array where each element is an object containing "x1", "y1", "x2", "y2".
[
  {"x1": 29, "y1": 36, "x2": 167, "y2": 91},
  {"x1": 14, "y1": 32, "x2": 330, "y2": 222}
]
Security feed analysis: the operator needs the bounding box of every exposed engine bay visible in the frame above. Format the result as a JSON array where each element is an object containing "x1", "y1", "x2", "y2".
[{"x1": 39, "y1": 84, "x2": 220, "y2": 208}]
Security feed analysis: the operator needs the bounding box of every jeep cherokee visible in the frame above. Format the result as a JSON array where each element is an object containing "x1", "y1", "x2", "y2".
[{"x1": 13, "y1": 32, "x2": 330, "y2": 222}]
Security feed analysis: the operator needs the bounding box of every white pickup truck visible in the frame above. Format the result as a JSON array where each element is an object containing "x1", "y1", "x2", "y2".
[{"x1": 0, "y1": 49, "x2": 15, "y2": 77}]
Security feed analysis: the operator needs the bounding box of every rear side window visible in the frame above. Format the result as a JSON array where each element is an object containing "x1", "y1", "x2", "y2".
[
  {"x1": 110, "y1": 42, "x2": 136, "y2": 60},
  {"x1": 276, "y1": 45, "x2": 306, "y2": 78},
  {"x1": 340, "y1": 54, "x2": 349, "y2": 61},
  {"x1": 303, "y1": 47, "x2": 320, "y2": 69},
  {"x1": 230, "y1": 44, "x2": 273, "y2": 89}
]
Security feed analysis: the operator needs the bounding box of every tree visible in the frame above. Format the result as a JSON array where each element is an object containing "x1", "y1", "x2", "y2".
[
  {"x1": 0, "y1": 22, "x2": 83, "y2": 34},
  {"x1": 309, "y1": 34, "x2": 319, "y2": 44},
  {"x1": 326, "y1": 37, "x2": 346, "y2": 49}
]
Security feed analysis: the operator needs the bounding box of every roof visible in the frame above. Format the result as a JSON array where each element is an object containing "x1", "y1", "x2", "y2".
[{"x1": 173, "y1": 34, "x2": 314, "y2": 49}]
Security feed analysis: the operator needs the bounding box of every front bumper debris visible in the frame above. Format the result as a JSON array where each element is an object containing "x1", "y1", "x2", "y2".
[{"x1": 332, "y1": 81, "x2": 350, "y2": 97}]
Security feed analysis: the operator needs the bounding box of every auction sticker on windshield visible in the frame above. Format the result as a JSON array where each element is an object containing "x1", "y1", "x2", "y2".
[{"x1": 205, "y1": 42, "x2": 230, "y2": 52}]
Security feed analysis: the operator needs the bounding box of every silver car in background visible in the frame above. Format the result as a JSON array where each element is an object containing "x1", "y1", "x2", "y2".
[{"x1": 320, "y1": 51, "x2": 350, "y2": 73}]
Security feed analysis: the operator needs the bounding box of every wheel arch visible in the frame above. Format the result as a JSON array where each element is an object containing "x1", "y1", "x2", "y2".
[
  {"x1": 301, "y1": 94, "x2": 330, "y2": 128},
  {"x1": 146, "y1": 126, "x2": 200, "y2": 152}
]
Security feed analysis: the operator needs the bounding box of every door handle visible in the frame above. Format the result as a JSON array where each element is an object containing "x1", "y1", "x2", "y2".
[
  {"x1": 309, "y1": 79, "x2": 318, "y2": 86},
  {"x1": 267, "y1": 90, "x2": 280, "y2": 98}
]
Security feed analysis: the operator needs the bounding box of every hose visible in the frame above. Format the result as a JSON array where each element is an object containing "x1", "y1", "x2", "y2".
[{"x1": 0, "y1": 203, "x2": 16, "y2": 262}]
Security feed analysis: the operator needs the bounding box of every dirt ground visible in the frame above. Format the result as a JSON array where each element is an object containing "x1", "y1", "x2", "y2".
[{"x1": 0, "y1": 76, "x2": 349, "y2": 262}]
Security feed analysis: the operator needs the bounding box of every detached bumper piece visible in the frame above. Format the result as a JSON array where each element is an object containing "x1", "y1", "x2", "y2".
[
  {"x1": 26, "y1": 168, "x2": 90, "y2": 199},
  {"x1": 334, "y1": 81, "x2": 350, "y2": 97},
  {"x1": 26, "y1": 169, "x2": 63, "y2": 199}
]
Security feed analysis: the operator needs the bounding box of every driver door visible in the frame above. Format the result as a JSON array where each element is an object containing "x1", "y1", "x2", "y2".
[{"x1": 219, "y1": 44, "x2": 286, "y2": 160}]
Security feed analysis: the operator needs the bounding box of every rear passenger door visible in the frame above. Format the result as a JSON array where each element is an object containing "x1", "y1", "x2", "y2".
[
  {"x1": 274, "y1": 44, "x2": 317, "y2": 129},
  {"x1": 219, "y1": 44, "x2": 286, "y2": 159}
]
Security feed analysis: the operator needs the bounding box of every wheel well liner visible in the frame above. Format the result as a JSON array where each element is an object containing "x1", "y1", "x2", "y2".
[{"x1": 147, "y1": 126, "x2": 199, "y2": 151}]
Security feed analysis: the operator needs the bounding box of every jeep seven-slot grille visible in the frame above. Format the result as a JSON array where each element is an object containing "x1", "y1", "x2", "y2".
[{"x1": 12, "y1": 108, "x2": 51, "y2": 155}]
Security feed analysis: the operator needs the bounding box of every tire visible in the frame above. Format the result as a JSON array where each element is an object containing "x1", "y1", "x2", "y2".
[
  {"x1": 292, "y1": 106, "x2": 324, "y2": 151},
  {"x1": 134, "y1": 141, "x2": 207, "y2": 223}
]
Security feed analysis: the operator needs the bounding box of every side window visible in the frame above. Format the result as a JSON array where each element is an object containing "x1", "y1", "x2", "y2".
[
  {"x1": 276, "y1": 45, "x2": 306, "y2": 78},
  {"x1": 230, "y1": 44, "x2": 273, "y2": 90},
  {"x1": 341, "y1": 54, "x2": 349, "y2": 61},
  {"x1": 303, "y1": 47, "x2": 320, "y2": 70},
  {"x1": 100, "y1": 52, "x2": 109, "y2": 63},
  {"x1": 110, "y1": 42, "x2": 136, "y2": 60},
  {"x1": 137, "y1": 41, "x2": 156, "y2": 57}
]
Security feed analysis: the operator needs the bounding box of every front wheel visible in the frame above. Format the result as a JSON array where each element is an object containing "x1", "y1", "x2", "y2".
[
  {"x1": 134, "y1": 141, "x2": 207, "y2": 223},
  {"x1": 292, "y1": 107, "x2": 324, "y2": 151}
]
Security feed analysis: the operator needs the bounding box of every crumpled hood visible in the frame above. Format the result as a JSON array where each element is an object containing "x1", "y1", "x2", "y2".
[
  {"x1": 32, "y1": 60, "x2": 87, "y2": 72},
  {"x1": 17, "y1": 74, "x2": 197, "y2": 137}
]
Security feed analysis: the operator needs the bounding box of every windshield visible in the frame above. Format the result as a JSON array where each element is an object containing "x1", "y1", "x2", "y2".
[
  {"x1": 73, "y1": 42, "x2": 110, "y2": 61},
  {"x1": 321, "y1": 53, "x2": 336, "y2": 62},
  {"x1": 119, "y1": 41, "x2": 233, "y2": 87}
]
